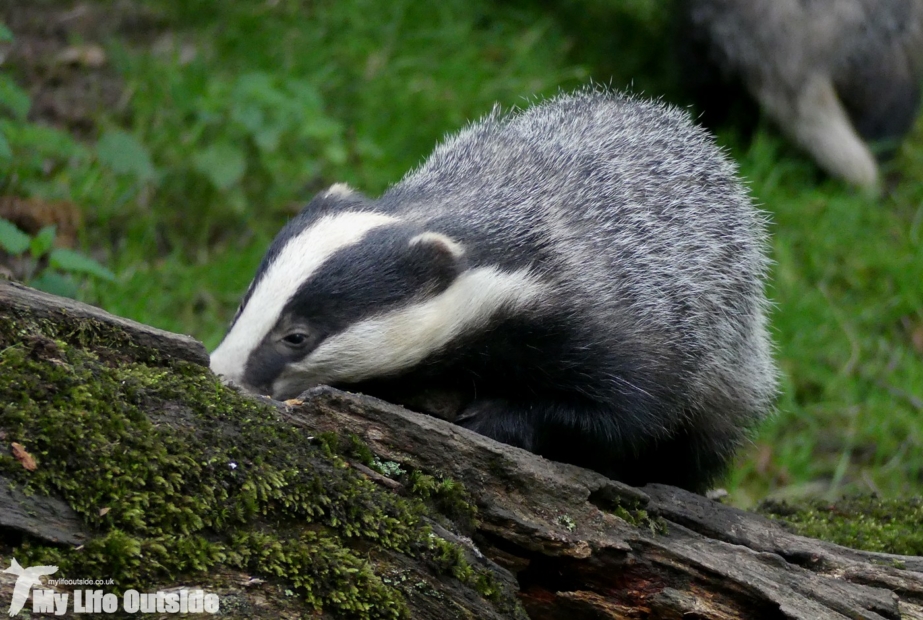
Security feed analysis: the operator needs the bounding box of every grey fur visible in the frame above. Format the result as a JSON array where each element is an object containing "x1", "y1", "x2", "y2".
[
  {"x1": 212, "y1": 89, "x2": 777, "y2": 491},
  {"x1": 680, "y1": 0, "x2": 923, "y2": 189}
]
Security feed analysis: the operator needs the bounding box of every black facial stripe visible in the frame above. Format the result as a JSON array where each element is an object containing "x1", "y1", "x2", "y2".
[
  {"x1": 240, "y1": 223, "x2": 463, "y2": 394},
  {"x1": 281, "y1": 225, "x2": 458, "y2": 336},
  {"x1": 243, "y1": 339, "x2": 292, "y2": 395},
  {"x1": 229, "y1": 191, "x2": 377, "y2": 331}
]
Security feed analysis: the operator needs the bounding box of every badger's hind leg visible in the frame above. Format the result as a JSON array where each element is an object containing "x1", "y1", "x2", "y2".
[
  {"x1": 455, "y1": 399, "x2": 541, "y2": 452},
  {"x1": 608, "y1": 419, "x2": 743, "y2": 493},
  {"x1": 455, "y1": 398, "x2": 741, "y2": 492},
  {"x1": 756, "y1": 74, "x2": 879, "y2": 189}
]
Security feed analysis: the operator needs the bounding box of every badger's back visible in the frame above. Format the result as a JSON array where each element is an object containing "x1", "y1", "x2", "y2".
[
  {"x1": 374, "y1": 91, "x2": 776, "y2": 488},
  {"x1": 384, "y1": 91, "x2": 773, "y2": 388}
]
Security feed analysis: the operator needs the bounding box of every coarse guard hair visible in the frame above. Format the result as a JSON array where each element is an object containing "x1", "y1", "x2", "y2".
[{"x1": 210, "y1": 88, "x2": 777, "y2": 492}]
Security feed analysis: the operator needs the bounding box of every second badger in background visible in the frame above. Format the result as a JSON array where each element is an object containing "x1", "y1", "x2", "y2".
[{"x1": 679, "y1": 0, "x2": 923, "y2": 190}]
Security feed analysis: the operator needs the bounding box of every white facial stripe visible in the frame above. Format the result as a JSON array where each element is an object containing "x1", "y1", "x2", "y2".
[
  {"x1": 209, "y1": 211, "x2": 398, "y2": 383},
  {"x1": 277, "y1": 267, "x2": 545, "y2": 391}
]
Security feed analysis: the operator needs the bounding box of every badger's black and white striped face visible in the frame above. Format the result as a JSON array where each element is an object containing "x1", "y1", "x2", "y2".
[{"x1": 209, "y1": 186, "x2": 543, "y2": 400}]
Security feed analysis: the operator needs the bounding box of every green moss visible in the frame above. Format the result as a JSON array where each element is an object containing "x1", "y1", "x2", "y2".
[
  {"x1": 318, "y1": 431, "x2": 378, "y2": 468},
  {"x1": 404, "y1": 469, "x2": 477, "y2": 530},
  {"x1": 317, "y1": 428, "x2": 479, "y2": 531},
  {"x1": 316, "y1": 432, "x2": 499, "y2": 603},
  {"x1": 591, "y1": 491, "x2": 668, "y2": 536},
  {"x1": 759, "y1": 496, "x2": 923, "y2": 556},
  {"x1": 422, "y1": 533, "x2": 505, "y2": 605},
  {"x1": 0, "y1": 312, "x2": 512, "y2": 618}
]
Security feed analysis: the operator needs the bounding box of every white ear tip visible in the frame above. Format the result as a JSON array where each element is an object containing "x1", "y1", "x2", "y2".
[
  {"x1": 324, "y1": 183, "x2": 354, "y2": 197},
  {"x1": 409, "y1": 232, "x2": 466, "y2": 258}
]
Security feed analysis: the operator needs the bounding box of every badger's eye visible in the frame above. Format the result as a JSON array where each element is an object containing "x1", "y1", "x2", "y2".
[{"x1": 281, "y1": 333, "x2": 310, "y2": 348}]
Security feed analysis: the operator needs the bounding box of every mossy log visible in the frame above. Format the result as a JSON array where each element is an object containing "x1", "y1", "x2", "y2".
[{"x1": 2, "y1": 280, "x2": 923, "y2": 620}]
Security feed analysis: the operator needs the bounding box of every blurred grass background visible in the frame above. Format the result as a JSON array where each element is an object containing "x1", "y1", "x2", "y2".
[{"x1": 1, "y1": 0, "x2": 921, "y2": 507}]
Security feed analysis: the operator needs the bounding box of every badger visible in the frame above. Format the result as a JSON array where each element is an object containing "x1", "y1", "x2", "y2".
[
  {"x1": 678, "y1": 0, "x2": 923, "y2": 190},
  {"x1": 210, "y1": 89, "x2": 777, "y2": 492}
]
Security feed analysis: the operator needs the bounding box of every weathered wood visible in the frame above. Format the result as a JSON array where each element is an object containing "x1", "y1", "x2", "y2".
[
  {"x1": 644, "y1": 484, "x2": 923, "y2": 584},
  {"x1": 284, "y1": 386, "x2": 923, "y2": 619},
  {"x1": 0, "y1": 280, "x2": 209, "y2": 366},
  {"x1": 4, "y1": 281, "x2": 923, "y2": 619},
  {"x1": 0, "y1": 475, "x2": 89, "y2": 546}
]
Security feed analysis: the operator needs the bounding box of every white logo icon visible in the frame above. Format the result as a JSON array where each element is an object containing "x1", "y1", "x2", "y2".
[{"x1": 3, "y1": 559, "x2": 59, "y2": 616}]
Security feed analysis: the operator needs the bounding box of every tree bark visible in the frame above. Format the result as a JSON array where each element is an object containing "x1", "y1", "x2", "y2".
[
  {"x1": 0, "y1": 280, "x2": 208, "y2": 366},
  {"x1": 3, "y1": 280, "x2": 923, "y2": 619}
]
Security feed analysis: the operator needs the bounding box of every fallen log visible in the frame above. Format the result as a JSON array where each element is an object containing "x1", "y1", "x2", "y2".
[{"x1": 2, "y1": 279, "x2": 922, "y2": 619}]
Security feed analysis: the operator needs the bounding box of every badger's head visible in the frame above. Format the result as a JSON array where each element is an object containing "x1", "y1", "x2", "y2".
[{"x1": 209, "y1": 184, "x2": 541, "y2": 400}]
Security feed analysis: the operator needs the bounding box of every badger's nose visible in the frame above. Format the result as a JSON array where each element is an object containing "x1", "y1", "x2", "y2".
[{"x1": 210, "y1": 370, "x2": 271, "y2": 399}]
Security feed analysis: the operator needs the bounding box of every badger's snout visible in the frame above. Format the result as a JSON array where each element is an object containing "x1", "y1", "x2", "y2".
[{"x1": 208, "y1": 346, "x2": 240, "y2": 386}]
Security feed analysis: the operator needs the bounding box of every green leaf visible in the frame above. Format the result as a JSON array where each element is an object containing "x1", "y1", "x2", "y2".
[
  {"x1": 48, "y1": 248, "x2": 116, "y2": 281},
  {"x1": 30, "y1": 225, "x2": 57, "y2": 259},
  {"x1": 192, "y1": 142, "x2": 246, "y2": 190},
  {"x1": 0, "y1": 22, "x2": 12, "y2": 43},
  {"x1": 96, "y1": 130, "x2": 156, "y2": 181},
  {"x1": 1, "y1": 118, "x2": 87, "y2": 160},
  {"x1": 0, "y1": 218, "x2": 30, "y2": 255},
  {"x1": 0, "y1": 74, "x2": 31, "y2": 120},
  {"x1": 29, "y1": 272, "x2": 79, "y2": 299},
  {"x1": 253, "y1": 126, "x2": 282, "y2": 152},
  {"x1": 231, "y1": 103, "x2": 266, "y2": 135},
  {"x1": 301, "y1": 115, "x2": 341, "y2": 140},
  {"x1": 0, "y1": 129, "x2": 10, "y2": 160},
  {"x1": 323, "y1": 142, "x2": 348, "y2": 165}
]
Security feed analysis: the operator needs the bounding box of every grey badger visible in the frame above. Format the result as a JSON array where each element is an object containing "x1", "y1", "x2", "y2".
[
  {"x1": 210, "y1": 89, "x2": 777, "y2": 492},
  {"x1": 679, "y1": 0, "x2": 923, "y2": 190}
]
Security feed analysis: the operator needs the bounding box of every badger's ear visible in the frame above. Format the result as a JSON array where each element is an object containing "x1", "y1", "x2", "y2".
[
  {"x1": 408, "y1": 232, "x2": 467, "y2": 280},
  {"x1": 409, "y1": 232, "x2": 465, "y2": 260},
  {"x1": 298, "y1": 183, "x2": 372, "y2": 217},
  {"x1": 322, "y1": 183, "x2": 357, "y2": 198}
]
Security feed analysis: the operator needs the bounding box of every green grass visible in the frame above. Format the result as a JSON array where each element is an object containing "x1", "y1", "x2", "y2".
[
  {"x1": 726, "y1": 128, "x2": 923, "y2": 505},
  {"x1": 2, "y1": 0, "x2": 922, "y2": 506}
]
